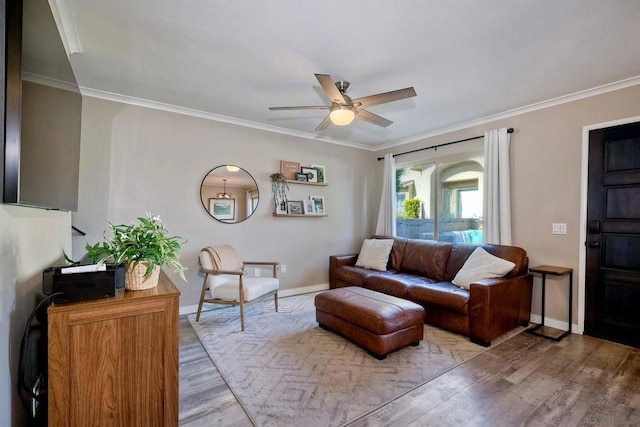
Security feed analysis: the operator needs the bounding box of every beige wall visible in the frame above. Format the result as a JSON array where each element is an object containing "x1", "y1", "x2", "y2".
[
  {"x1": 373, "y1": 84, "x2": 640, "y2": 330},
  {"x1": 0, "y1": 206, "x2": 71, "y2": 427},
  {"x1": 72, "y1": 85, "x2": 640, "y2": 322},
  {"x1": 72, "y1": 97, "x2": 376, "y2": 311}
]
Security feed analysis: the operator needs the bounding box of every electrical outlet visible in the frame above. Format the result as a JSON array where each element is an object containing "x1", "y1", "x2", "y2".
[
  {"x1": 280, "y1": 264, "x2": 286, "y2": 274},
  {"x1": 254, "y1": 267, "x2": 260, "y2": 277},
  {"x1": 552, "y1": 223, "x2": 567, "y2": 235}
]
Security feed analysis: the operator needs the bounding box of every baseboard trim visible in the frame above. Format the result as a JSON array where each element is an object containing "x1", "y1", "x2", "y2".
[
  {"x1": 179, "y1": 283, "x2": 330, "y2": 316},
  {"x1": 529, "y1": 314, "x2": 579, "y2": 335}
]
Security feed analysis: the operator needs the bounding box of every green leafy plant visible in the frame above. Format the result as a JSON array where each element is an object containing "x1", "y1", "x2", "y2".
[
  {"x1": 85, "y1": 214, "x2": 187, "y2": 280},
  {"x1": 270, "y1": 173, "x2": 289, "y2": 212},
  {"x1": 403, "y1": 198, "x2": 421, "y2": 219}
]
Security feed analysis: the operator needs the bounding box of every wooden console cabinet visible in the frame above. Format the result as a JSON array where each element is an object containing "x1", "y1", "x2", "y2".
[{"x1": 47, "y1": 271, "x2": 180, "y2": 426}]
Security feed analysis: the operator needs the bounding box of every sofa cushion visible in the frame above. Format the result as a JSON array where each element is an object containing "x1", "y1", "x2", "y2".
[
  {"x1": 372, "y1": 235, "x2": 408, "y2": 271},
  {"x1": 334, "y1": 265, "x2": 381, "y2": 287},
  {"x1": 451, "y1": 247, "x2": 515, "y2": 289},
  {"x1": 400, "y1": 240, "x2": 452, "y2": 282},
  {"x1": 355, "y1": 239, "x2": 394, "y2": 271},
  {"x1": 364, "y1": 273, "x2": 436, "y2": 299},
  {"x1": 407, "y1": 282, "x2": 469, "y2": 315},
  {"x1": 445, "y1": 243, "x2": 527, "y2": 280}
]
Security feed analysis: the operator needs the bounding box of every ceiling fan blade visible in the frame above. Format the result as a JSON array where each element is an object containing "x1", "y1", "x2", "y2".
[
  {"x1": 315, "y1": 73, "x2": 347, "y2": 104},
  {"x1": 352, "y1": 87, "x2": 416, "y2": 108},
  {"x1": 314, "y1": 114, "x2": 332, "y2": 132},
  {"x1": 356, "y1": 109, "x2": 393, "y2": 127},
  {"x1": 269, "y1": 106, "x2": 330, "y2": 111}
]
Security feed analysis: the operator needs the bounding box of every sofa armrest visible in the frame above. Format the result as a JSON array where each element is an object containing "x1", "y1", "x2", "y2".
[
  {"x1": 329, "y1": 254, "x2": 358, "y2": 288},
  {"x1": 467, "y1": 273, "x2": 533, "y2": 346}
]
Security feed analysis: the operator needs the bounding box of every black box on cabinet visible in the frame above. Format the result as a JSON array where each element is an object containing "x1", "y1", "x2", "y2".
[{"x1": 43, "y1": 264, "x2": 125, "y2": 303}]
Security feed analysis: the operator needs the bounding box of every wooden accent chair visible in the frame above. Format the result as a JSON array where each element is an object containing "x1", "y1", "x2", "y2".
[{"x1": 197, "y1": 245, "x2": 279, "y2": 331}]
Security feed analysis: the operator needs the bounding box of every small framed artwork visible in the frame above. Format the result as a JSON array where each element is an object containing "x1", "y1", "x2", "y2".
[
  {"x1": 311, "y1": 196, "x2": 325, "y2": 214},
  {"x1": 311, "y1": 164, "x2": 326, "y2": 183},
  {"x1": 301, "y1": 167, "x2": 318, "y2": 183},
  {"x1": 280, "y1": 160, "x2": 300, "y2": 181},
  {"x1": 286, "y1": 200, "x2": 304, "y2": 215},
  {"x1": 295, "y1": 172, "x2": 308, "y2": 182},
  {"x1": 303, "y1": 199, "x2": 315, "y2": 214},
  {"x1": 210, "y1": 198, "x2": 235, "y2": 220}
]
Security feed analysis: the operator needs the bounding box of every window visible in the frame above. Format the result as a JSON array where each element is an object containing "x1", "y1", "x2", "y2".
[{"x1": 395, "y1": 155, "x2": 483, "y2": 243}]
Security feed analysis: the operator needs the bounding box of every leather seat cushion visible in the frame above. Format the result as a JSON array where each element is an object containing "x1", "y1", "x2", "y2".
[
  {"x1": 315, "y1": 287, "x2": 425, "y2": 335},
  {"x1": 407, "y1": 282, "x2": 469, "y2": 315},
  {"x1": 364, "y1": 273, "x2": 437, "y2": 299},
  {"x1": 334, "y1": 265, "x2": 395, "y2": 287},
  {"x1": 213, "y1": 277, "x2": 278, "y2": 301}
]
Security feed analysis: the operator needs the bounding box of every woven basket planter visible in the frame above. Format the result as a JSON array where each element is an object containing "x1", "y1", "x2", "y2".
[{"x1": 125, "y1": 262, "x2": 160, "y2": 291}]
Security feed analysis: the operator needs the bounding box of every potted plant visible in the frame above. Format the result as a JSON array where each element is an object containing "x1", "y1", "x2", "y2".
[
  {"x1": 270, "y1": 173, "x2": 288, "y2": 214},
  {"x1": 85, "y1": 213, "x2": 187, "y2": 290}
]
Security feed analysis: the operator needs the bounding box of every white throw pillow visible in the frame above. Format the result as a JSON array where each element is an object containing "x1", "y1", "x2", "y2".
[
  {"x1": 452, "y1": 247, "x2": 515, "y2": 290},
  {"x1": 355, "y1": 239, "x2": 394, "y2": 271}
]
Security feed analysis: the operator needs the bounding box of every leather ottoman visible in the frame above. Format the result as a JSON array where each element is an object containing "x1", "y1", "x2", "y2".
[{"x1": 315, "y1": 286, "x2": 425, "y2": 359}]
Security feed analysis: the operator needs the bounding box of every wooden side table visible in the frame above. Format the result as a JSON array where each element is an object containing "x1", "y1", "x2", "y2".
[{"x1": 528, "y1": 265, "x2": 573, "y2": 341}]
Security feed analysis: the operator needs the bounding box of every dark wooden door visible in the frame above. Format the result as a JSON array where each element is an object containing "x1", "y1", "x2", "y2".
[{"x1": 585, "y1": 121, "x2": 640, "y2": 347}]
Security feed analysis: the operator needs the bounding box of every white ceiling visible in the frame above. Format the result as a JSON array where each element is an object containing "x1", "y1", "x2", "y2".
[{"x1": 60, "y1": 0, "x2": 640, "y2": 149}]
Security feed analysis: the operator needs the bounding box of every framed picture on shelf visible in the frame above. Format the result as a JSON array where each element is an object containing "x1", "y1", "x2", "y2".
[
  {"x1": 286, "y1": 200, "x2": 304, "y2": 215},
  {"x1": 295, "y1": 172, "x2": 308, "y2": 182},
  {"x1": 311, "y1": 196, "x2": 325, "y2": 214},
  {"x1": 209, "y1": 198, "x2": 235, "y2": 220},
  {"x1": 301, "y1": 167, "x2": 318, "y2": 183},
  {"x1": 280, "y1": 160, "x2": 300, "y2": 180},
  {"x1": 303, "y1": 199, "x2": 315, "y2": 214},
  {"x1": 275, "y1": 200, "x2": 287, "y2": 215},
  {"x1": 310, "y1": 164, "x2": 326, "y2": 183}
]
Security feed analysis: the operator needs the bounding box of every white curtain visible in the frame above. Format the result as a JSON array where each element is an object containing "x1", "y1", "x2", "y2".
[
  {"x1": 375, "y1": 153, "x2": 396, "y2": 236},
  {"x1": 483, "y1": 128, "x2": 512, "y2": 245}
]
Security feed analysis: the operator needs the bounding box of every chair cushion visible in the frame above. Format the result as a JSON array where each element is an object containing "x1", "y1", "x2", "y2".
[
  {"x1": 213, "y1": 277, "x2": 279, "y2": 301},
  {"x1": 205, "y1": 245, "x2": 244, "y2": 271}
]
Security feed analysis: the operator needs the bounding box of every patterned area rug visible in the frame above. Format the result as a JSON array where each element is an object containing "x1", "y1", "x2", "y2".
[{"x1": 187, "y1": 292, "x2": 524, "y2": 427}]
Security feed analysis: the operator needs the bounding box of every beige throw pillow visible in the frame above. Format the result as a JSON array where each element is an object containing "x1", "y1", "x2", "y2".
[
  {"x1": 355, "y1": 239, "x2": 394, "y2": 271},
  {"x1": 452, "y1": 247, "x2": 515, "y2": 290}
]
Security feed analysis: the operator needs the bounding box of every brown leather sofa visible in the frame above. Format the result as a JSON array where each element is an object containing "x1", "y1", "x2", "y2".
[{"x1": 329, "y1": 235, "x2": 533, "y2": 346}]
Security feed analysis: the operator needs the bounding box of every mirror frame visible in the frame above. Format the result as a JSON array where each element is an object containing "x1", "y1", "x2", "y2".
[{"x1": 200, "y1": 165, "x2": 259, "y2": 224}]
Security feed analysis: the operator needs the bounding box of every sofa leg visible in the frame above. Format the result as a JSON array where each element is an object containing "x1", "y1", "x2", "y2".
[
  {"x1": 368, "y1": 351, "x2": 387, "y2": 360},
  {"x1": 470, "y1": 337, "x2": 490, "y2": 347}
]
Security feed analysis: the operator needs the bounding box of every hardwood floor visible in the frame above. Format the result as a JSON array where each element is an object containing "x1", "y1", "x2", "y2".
[{"x1": 178, "y1": 316, "x2": 640, "y2": 426}]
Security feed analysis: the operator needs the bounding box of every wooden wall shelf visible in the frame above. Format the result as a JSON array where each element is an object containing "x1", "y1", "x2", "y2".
[
  {"x1": 273, "y1": 213, "x2": 328, "y2": 217},
  {"x1": 288, "y1": 181, "x2": 327, "y2": 186}
]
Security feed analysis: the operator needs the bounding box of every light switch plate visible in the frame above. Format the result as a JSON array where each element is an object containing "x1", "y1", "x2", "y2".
[{"x1": 552, "y1": 223, "x2": 567, "y2": 235}]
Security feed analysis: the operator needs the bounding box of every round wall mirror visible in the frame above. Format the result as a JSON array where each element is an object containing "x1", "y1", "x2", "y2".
[{"x1": 200, "y1": 165, "x2": 259, "y2": 224}]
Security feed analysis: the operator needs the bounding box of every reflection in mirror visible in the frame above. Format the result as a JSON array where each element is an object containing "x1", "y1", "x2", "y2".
[{"x1": 200, "y1": 165, "x2": 259, "y2": 223}]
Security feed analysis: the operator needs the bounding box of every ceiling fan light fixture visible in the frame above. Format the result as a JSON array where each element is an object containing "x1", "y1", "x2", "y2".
[{"x1": 329, "y1": 105, "x2": 355, "y2": 126}]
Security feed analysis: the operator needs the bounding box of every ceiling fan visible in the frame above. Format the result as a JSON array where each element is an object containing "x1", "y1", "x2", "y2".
[{"x1": 269, "y1": 74, "x2": 417, "y2": 131}]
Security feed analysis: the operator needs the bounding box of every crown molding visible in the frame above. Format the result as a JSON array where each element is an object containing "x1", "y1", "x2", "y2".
[
  {"x1": 80, "y1": 75, "x2": 640, "y2": 153},
  {"x1": 49, "y1": 0, "x2": 83, "y2": 56},
  {"x1": 375, "y1": 75, "x2": 640, "y2": 152},
  {"x1": 79, "y1": 86, "x2": 372, "y2": 150},
  {"x1": 23, "y1": 72, "x2": 79, "y2": 93}
]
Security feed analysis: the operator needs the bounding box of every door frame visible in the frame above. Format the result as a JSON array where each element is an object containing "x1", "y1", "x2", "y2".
[{"x1": 578, "y1": 115, "x2": 640, "y2": 334}]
